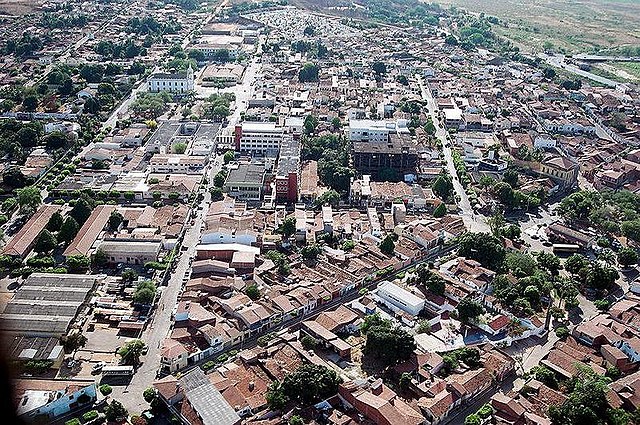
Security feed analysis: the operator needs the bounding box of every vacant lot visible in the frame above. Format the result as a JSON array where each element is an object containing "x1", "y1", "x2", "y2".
[
  {"x1": 0, "y1": 0, "x2": 42, "y2": 16},
  {"x1": 435, "y1": 0, "x2": 640, "y2": 53}
]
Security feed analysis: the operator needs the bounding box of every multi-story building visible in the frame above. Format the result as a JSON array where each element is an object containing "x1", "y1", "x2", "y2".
[
  {"x1": 148, "y1": 65, "x2": 194, "y2": 94},
  {"x1": 234, "y1": 122, "x2": 284, "y2": 156},
  {"x1": 352, "y1": 132, "x2": 418, "y2": 177},
  {"x1": 274, "y1": 137, "x2": 300, "y2": 203},
  {"x1": 223, "y1": 163, "x2": 267, "y2": 203}
]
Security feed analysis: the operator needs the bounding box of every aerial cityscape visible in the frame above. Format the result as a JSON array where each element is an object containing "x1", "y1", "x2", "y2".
[{"x1": 1, "y1": 0, "x2": 640, "y2": 424}]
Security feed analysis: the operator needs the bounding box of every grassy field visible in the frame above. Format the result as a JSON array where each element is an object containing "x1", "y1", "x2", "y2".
[
  {"x1": 433, "y1": 0, "x2": 640, "y2": 53},
  {"x1": 609, "y1": 61, "x2": 640, "y2": 79}
]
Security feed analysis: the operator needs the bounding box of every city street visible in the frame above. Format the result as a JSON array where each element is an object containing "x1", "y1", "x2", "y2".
[
  {"x1": 111, "y1": 156, "x2": 222, "y2": 413},
  {"x1": 417, "y1": 76, "x2": 489, "y2": 233}
]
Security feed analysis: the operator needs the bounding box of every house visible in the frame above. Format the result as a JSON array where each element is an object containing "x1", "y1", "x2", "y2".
[
  {"x1": 161, "y1": 339, "x2": 189, "y2": 373},
  {"x1": 540, "y1": 155, "x2": 579, "y2": 188},
  {"x1": 15, "y1": 379, "x2": 97, "y2": 422},
  {"x1": 2, "y1": 204, "x2": 62, "y2": 258},
  {"x1": 154, "y1": 368, "x2": 241, "y2": 425},
  {"x1": 98, "y1": 240, "x2": 162, "y2": 265},
  {"x1": 63, "y1": 205, "x2": 115, "y2": 258},
  {"x1": 338, "y1": 379, "x2": 424, "y2": 425}
]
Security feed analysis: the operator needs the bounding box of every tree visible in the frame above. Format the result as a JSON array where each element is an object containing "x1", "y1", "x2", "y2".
[
  {"x1": 457, "y1": 298, "x2": 484, "y2": 323},
  {"x1": 289, "y1": 415, "x2": 304, "y2": 425},
  {"x1": 17, "y1": 186, "x2": 41, "y2": 213},
  {"x1": 548, "y1": 366, "x2": 612, "y2": 425},
  {"x1": 502, "y1": 224, "x2": 521, "y2": 240},
  {"x1": 44, "y1": 131, "x2": 68, "y2": 149},
  {"x1": 143, "y1": 388, "x2": 156, "y2": 403},
  {"x1": 503, "y1": 168, "x2": 519, "y2": 187},
  {"x1": 210, "y1": 187, "x2": 224, "y2": 201},
  {"x1": 304, "y1": 114, "x2": 318, "y2": 135},
  {"x1": 16, "y1": 126, "x2": 39, "y2": 148},
  {"x1": 331, "y1": 117, "x2": 342, "y2": 130},
  {"x1": 379, "y1": 235, "x2": 395, "y2": 256},
  {"x1": 34, "y1": 229, "x2": 57, "y2": 253},
  {"x1": 585, "y1": 262, "x2": 618, "y2": 291},
  {"x1": 121, "y1": 268, "x2": 138, "y2": 284},
  {"x1": 80, "y1": 64, "x2": 105, "y2": 83},
  {"x1": 300, "y1": 335, "x2": 317, "y2": 350},
  {"x1": 69, "y1": 196, "x2": 94, "y2": 225},
  {"x1": 298, "y1": 63, "x2": 319, "y2": 82},
  {"x1": 63, "y1": 332, "x2": 87, "y2": 352},
  {"x1": 105, "y1": 400, "x2": 128, "y2": 422},
  {"x1": 536, "y1": 251, "x2": 562, "y2": 276},
  {"x1": 281, "y1": 364, "x2": 341, "y2": 405},
  {"x1": 315, "y1": 190, "x2": 340, "y2": 207},
  {"x1": 411, "y1": 264, "x2": 446, "y2": 295},
  {"x1": 618, "y1": 248, "x2": 639, "y2": 267},
  {"x1": 543, "y1": 67, "x2": 556, "y2": 80},
  {"x1": 464, "y1": 414, "x2": 481, "y2": 425},
  {"x1": 133, "y1": 281, "x2": 156, "y2": 305},
  {"x1": 22, "y1": 95, "x2": 38, "y2": 112},
  {"x1": 93, "y1": 248, "x2": 108, "y2": 267},
  {"x1": 118, "y1": 339, "x2": 146, "y2": 365},
  {"x1": 360, "y1": 313, "x2": 391, "y2": 335},
  {"x1": 565, "y1": 253, "x2": 589, "y2": 276},
  {"x1": 3, "y1": 167, "x2": 31, "y2": 189},
  {"x1": 432, "y1": 174, "x2": 453, "y2": 200},
  {"x1": 245, "y1": 284, "x2": 260, "y2": 301},
  {"x1": 424, "y1": 118, "x2": 436, "y2": 136},
  {"x1": 173, "y1": 142, "x2": 187, "y2": 154},
  {"x1": 223, "y1": 150, "x2": 235, "y2": 164},
  {"x1": 213, "y1": 170, "x2": 227, "y2": 188},
  {"x1": 622, "y1": 220, "x2": 640, "y2": 243},
  {"x1": 57, "y1": 217, "x2": 79, "y2": 244},
  {"x1": 488, "y1": 211, "x2": 506, "y2": 238},
  {"x1": 457, "y1": 232, "x2": 506, "y2": 270},
  {"x1": 66, "y1": 255, "x2": 91, "y2": 272},
  {"x1": 47, "y1": 211, "x2": 64, "y2": 231},
  {"x1": 433, "y1": 203, "x2": 447, "y2": 218},
  {"x1": 279, "y1": 217, "x2": 296, "y2": 238},
  {"x1": 301, "y1": 244, "x2": 321, "y2": 261},
  {"x1": 83, "y1": 97, "x2": 101, "y2": 114},
  {"x1": 108, "y1": 211, "x2": 124, "y2": 231},
  {"x1": 266, "y1": 381, "x2": 287, "y2": 411},
  {"x1": 364, "y1": 325, "x2": 416, "y2": 365},
  {"x1": 371, "y1": 61, "x2": 387, "y2": 75}
]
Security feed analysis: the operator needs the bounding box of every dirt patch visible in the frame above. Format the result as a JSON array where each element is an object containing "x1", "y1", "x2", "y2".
[{"x1": 0, "y1": 0, "x2": 42, "y2": 16}]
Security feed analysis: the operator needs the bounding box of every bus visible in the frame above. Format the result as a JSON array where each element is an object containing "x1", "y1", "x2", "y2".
[
  {"x1": 101, "y1": 365, "x2": 134, "y2": 376},
  {"x1": 552, "y1": 244, "x2": 580, "y2": 254}
]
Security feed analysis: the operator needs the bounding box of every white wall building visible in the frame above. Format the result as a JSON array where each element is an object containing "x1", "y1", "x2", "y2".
[
  {"x1": 234, "y1": 122, "x2": 284, "y2": 155},
  {"x1": 376, "y1": 281, "x2": 425, "y2": 316},
  {"x1": 347, "y1": 119, "x2": 409, "y2": 143},
  {"x1": 148, "y1": 65, "x2": 195, "y2": 94}
]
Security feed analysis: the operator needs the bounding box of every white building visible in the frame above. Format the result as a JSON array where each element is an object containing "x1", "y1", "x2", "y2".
[
  {"x1": 149, "y1": 154, "x2": 206, "y2": 174},
  {"x1": 234, "y1": 122, "x2": 284, "y2": 155},
  {"x1": 148, "y1": 65, "x2": 194, "y2": 94},
  {"x1": 533, "y1": 134, "x2": 557, "y2": 149},
  {"x1": 347, "y1": 119, "x2": 409, "y2": 143},
  {"x1": 376, "y1": 281, "x2": 425, "y2": 316}
]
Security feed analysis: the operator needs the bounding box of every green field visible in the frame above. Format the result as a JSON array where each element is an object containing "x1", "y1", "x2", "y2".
[{"x1": 433, "y1": 0, "x2": 640, "y2": 53}]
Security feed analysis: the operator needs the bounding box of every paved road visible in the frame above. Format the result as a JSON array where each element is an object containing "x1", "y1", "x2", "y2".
[
  {"x1": 102, "y1": 79, "x2": 148, "y2": 131},
  {"x1": 112, "y1": 157, "x2": 222, "y2": 413},
  {"x1": 417, "y1": 76, "x2": 489, "y2": 233},
  {"x1": 540, "y1": 53, "x2": 622, "y2": 88}
]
